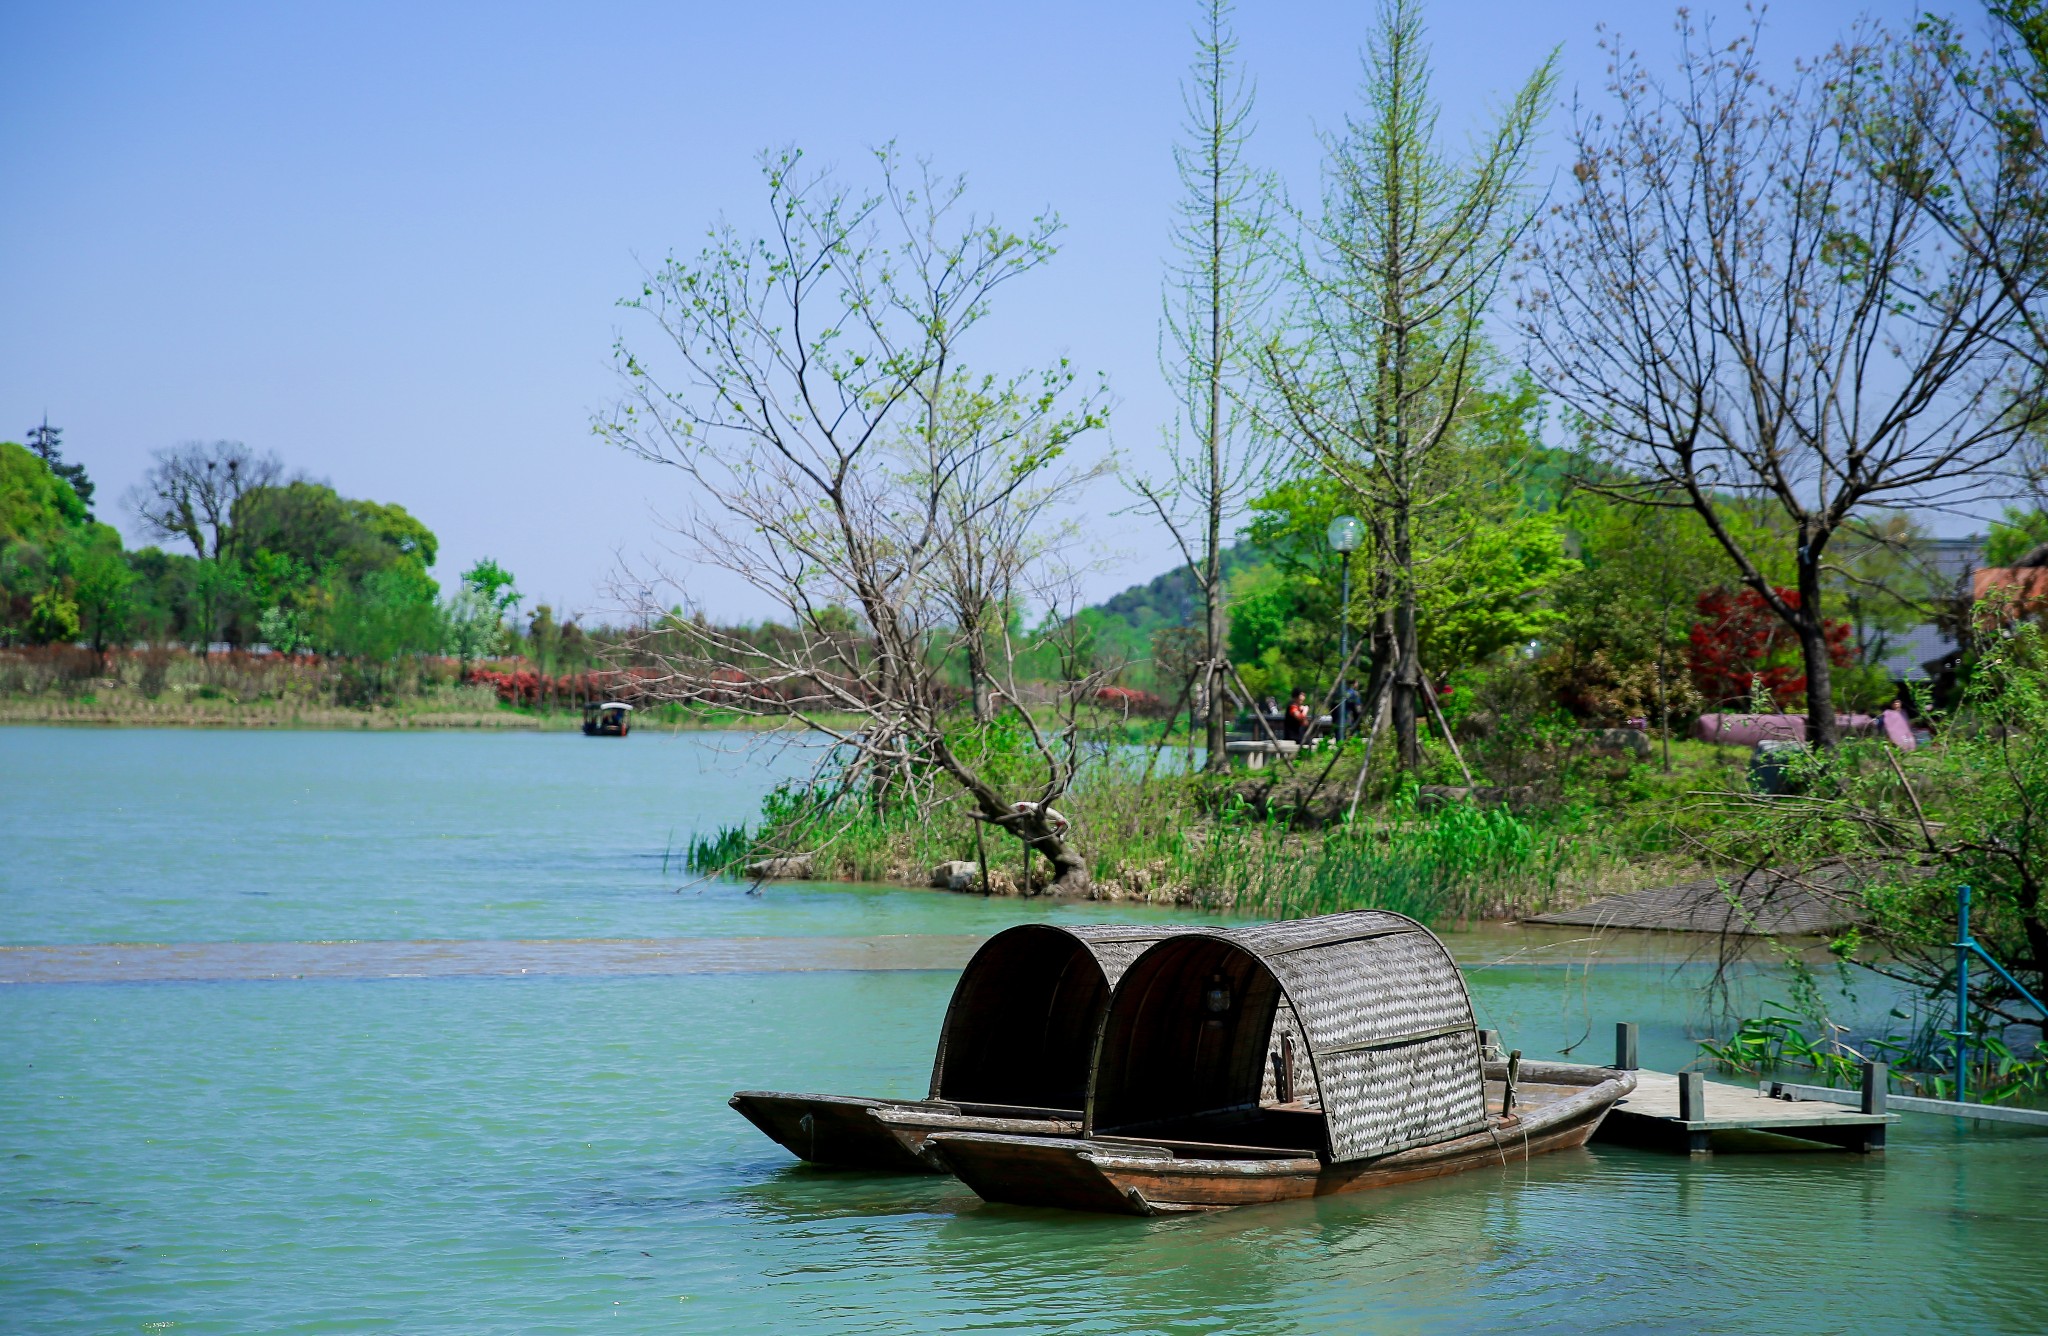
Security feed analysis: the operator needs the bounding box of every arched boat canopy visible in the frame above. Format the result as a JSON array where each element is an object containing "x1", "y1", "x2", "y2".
[
  {"x1": 928, "y1": 923, "x2": 1193, "y2": 1113},
  {"x1": 1087, "y1": 910, "x2": 1486, "y2": 1162}
]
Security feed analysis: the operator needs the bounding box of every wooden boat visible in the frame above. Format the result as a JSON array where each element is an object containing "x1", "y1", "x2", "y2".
[
  {"x1": 729, "y1": 923, "x2": 1191, "y2": 1172},
  {"x1": 928, "y1": 911, "x2": 1636, "y2": 1214}
]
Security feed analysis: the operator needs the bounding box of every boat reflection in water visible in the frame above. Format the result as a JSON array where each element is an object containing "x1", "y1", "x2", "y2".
[{"x1": 933, "y1": 910, "x2": 1636, "y2": 1215}]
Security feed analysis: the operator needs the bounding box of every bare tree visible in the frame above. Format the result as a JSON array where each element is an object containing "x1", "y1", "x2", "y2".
[
  {"x1": 1899, "y1": 9, "x2": 2048, "y2": 366},
  {"x1": 924, "y1": 369, "x2": 1109, "y2": 723},
  {"x1": 1523, "y1": 15, "x2": 2042, "y2": 747},
  {"x1": 598, "y1": 148, "x2": 1110, "y2": 890},
  {"x1": 1256, "y1": 0, "x2": 1554, "y2": 767},
  {"x1": 1138, "y1": 0, "x2": 1274, "y2": 772},
  {"x1": 126, "y1": 440, "x2": 283, "y2": 562}
]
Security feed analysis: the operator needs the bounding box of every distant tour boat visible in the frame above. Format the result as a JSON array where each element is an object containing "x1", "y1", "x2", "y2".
[
  {"x1": 581, "y1": 701, "x2": 634, "y2": 736},
  {"x1": 729, "y1": 923, "x2": 1196, "y2": 1172},
  {"x1": 930, "y1": 911, "x2": 1636, "y2": 1214}
]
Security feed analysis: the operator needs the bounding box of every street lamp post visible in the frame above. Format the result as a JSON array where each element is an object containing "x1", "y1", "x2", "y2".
[{"x1": 1326, "y1": 515, "x2": 1364, "y2": 741}]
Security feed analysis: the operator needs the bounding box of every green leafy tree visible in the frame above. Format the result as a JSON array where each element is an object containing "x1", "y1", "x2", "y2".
[
  {"x1": 58, "y1": 528, "x2": 134, "y2": 657},
  {"x1": 258, "y1": 605, "x2": 309, "y2": 655},
  {"x1": 1546, "y1": 490, "x2": 1742, "y2": 761},
  {"x1": 443, "y1": 559, "x2": 520, "y2": 669},
  {"x1": 462, "y1": 558, "x2": 520, "y2": 617},
  {"x1": 0, "y1": 440, "x2": 87, "y2": 542},
  {"x1": 318, "y1": 566, "x2": 443, "y2": 661},
  {"x1": 1240, "y1": 372, "x2": 1574, "y2": 711},
  {"x1": 120, "y1": 546, "x2": 207, "y2": 645},
  {"x1": 1, "y1": 441, "x2": 113, "y2": 648},
  {"x1": 1987, "y1": 508, "x2": 2048, "y2": 567},
  {"x1": 25, "y1": 587, "x2": 79, "y2": 644}
]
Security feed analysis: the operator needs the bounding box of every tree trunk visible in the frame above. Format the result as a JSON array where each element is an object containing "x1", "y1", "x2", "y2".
[
  {"x1": 1200, "y1": 50, "x2": 1231, "y2": 779},
  {"x1": 1024, "y1": 818, "x2": 1091, "y2": 892},
  {"x1": 1361, "y1": 613, "x2": 1395, "y2": 727},
  {"x1": 931, "y1": 736, "x2": 1091, "y2": 893},
  {"x1": 1391, "y1": 509, "x2": 1420, "y2": 769},
  {"x1": 1656, "y1": 643, "x2": 1671, "y2": 773},
  {"x1": 966, "y1": 611, "x2": 993, "y2": 724},
  {"x1": 1203, "y1": 591, "x2": 1227, "y2": 772},
  {"x1": 1796, "y1": 547, "x2": 1840, "y2": 748}
]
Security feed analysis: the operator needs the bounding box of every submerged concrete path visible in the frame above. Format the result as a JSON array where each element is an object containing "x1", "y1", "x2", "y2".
[
  {"x1": 0, "y1": 934, "x2": 988, "y2": 985},
  {"x1": 1528, "y1": 871, "x2": 1863, "y2": 936}
]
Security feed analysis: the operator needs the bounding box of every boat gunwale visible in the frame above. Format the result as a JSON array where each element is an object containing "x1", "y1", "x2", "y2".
[{"x1": 930, "y1": 1060, "x2": 1639, "y2": 1212}]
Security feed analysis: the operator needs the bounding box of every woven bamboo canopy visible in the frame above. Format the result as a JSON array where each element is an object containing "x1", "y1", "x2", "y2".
[
  {"x1": 1086, "y1": 910, "x2": 1487, "y2": 1162},
  {"x1": 927, "y1": 923, "x2": 1192, "y2": 1112}
]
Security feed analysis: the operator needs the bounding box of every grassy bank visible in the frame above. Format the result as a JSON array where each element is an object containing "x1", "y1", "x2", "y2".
[{"x1": 690, "y1": 735, "x2": 1745, "y2": 922}]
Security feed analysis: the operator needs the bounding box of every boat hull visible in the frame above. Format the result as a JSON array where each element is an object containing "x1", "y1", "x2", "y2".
[
  {"x1": 729, "y1": 1091, "x2": 1082, "y2": 1173},
  {"x1": 730, "y1": 1092, "x2": 944, "y2": 1172},
  {"x1": 931, "y1": 1062, "x2": 1637, "y2": 1215}
]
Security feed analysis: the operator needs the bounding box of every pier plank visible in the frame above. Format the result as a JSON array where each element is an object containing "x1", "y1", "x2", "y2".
[{"x1": 1596, "y1": 1070, "x2": 1893, "y2": 1154}]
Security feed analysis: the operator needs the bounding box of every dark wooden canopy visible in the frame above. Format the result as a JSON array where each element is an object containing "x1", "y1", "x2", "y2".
[
  {"x1": 927, "y1": 923, "x2": 1190, "y2": 1113},
  {"x1": 1086, "y1": 910, "x2": 1486, "y2": 1162}
]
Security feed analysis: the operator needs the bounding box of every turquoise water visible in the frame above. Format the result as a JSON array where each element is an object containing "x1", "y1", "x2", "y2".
[
  {"x1": 0, "y1": 728, "x2": 1209, "y2": 945},
  {"x1": 5, "y1": 727, "x2": 2048, "y2": 1333}
]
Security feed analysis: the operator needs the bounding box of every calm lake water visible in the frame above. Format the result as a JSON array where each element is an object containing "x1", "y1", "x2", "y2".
[{"x1": 4, "y1": 726, "x2": 2046, "y2": 1333}]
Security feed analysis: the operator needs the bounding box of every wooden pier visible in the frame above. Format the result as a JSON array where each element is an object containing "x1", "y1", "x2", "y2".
[{"x1": 1586, "y1": 1024, "x2": 1894, "y2": 1156}]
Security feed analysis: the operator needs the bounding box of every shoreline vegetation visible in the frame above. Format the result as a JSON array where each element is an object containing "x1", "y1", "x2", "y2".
[
  {"x1": 688, "y1": 727, "x2": 1740, "y2": 918},
  {"x1": 0, "y1": 692, "x2": 836, "y2": 732},
  {"x1": 0, "y1": 644, "x2": 868, "y2": 732}
]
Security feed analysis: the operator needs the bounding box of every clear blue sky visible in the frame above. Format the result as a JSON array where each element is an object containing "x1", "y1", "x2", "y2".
[{"x1": 1, "y1": 1, "x2": 1939, "y2": 621}]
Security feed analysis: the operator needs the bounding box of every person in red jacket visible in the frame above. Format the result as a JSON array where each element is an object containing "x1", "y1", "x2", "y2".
[{"x1": 1283, "y1": 689, "x2": 1309, "y2": 743}]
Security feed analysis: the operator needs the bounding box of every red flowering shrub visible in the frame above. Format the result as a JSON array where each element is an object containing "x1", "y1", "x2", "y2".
[
  {"x1": 1095, "y1": 685, "x2": 1167, "y2": 717},
  {"x1": 1687, "y1": 587, "x2": 1851, "y2": 711},
  {"x1": 462, "y1": 664, "x2": 662, "y2": 708}
]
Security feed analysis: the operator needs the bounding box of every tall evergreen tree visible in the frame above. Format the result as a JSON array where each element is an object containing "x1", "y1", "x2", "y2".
[
  {"x1": 1257, "y1": 0, "x2": 1554, "y2": 767},
  {"x1": 25, "y1": 417, "x2": 93, "y2": 518}
]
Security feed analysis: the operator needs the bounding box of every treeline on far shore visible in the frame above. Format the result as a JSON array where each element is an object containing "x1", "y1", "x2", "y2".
[
  {"x1": 0, "y1": 642, "x2": 822, "y2": 729},
  {"x1": 0, "y1": 432, "x2": 656, "y2": 710}
]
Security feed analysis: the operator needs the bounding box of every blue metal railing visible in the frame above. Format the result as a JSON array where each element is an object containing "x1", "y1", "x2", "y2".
[{"x1": 1953, "y1": 883, "x2": 2048, "y2": 1104}]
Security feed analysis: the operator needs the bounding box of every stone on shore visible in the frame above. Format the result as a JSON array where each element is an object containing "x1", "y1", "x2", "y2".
[
  {"x1": 1582, "y1": 727, "x2": 1652, "y2": 760},
  {"x1": 930, "y1": 859, "x2": 982, "y2": 892},
  {"x1": 744, "y1": 854, "x2": 814, "y2": 879}
]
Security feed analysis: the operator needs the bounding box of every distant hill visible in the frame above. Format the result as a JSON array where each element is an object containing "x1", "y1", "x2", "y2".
[
  {"x1": 1095, "y1": 542, "x2": 1265, "y2": 626},
  {"x1": 1079, "y1": 542, "x2": 1266, "y2": 679}
]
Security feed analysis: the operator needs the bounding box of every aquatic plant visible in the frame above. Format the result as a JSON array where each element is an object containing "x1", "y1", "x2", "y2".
[
  {"x1": 1188, "y1": 794, "x2": 1566, "y2": 923},
  {"x1": 1698, "y1": 1001, "x2": 2048, "y2": 1106}
]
